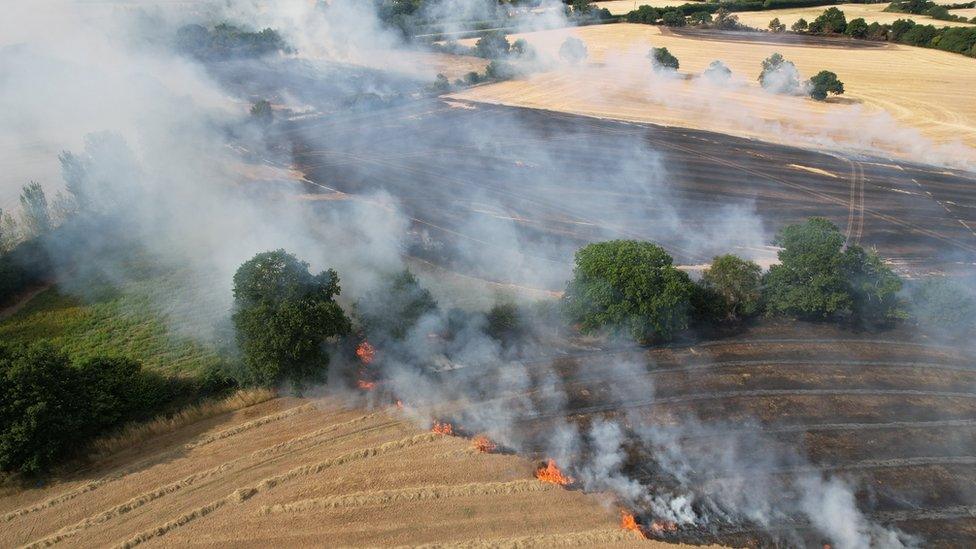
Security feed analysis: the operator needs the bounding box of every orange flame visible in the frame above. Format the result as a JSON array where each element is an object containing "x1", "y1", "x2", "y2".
[
  {"x1": 356, "y1": 341, "x2": 375, "y2": 364},
  {"x1": 621, "y1": 511, "x2": 647, "y2": 539},
  {"x1": 472, "y1": 435, "x2": 496, "y2": 453},
  {"x1": 395, "y1": 400, "x2": 404, "y2": 409},
  {"x1": 356, "y1": 379, "x2": 376, "y2": 390},
  {"x1": 535, "y1": 459, "x2": 573, "y2": 485},
  {"x1": 649, "y1": 519, "x2": 678, "y2": 535},
  {"x1": 432, "y1": 421, "x2": 454, "y2": 435}
]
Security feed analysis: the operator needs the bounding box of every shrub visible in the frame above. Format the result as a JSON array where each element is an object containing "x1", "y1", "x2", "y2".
[
  {"x1": 758, "y1": 53, "x2": 800, "y2": 93},
  {"x1": 474, "y1": 30, "x2": 510, "y2": 59},
  {"x1": 845, "y1": 17, "x2": 869, "y2": 38},
  {"x1": 662, "y1": 10, "x2": 688, "y2": 26},
  {"x1": 355, "y1": 269, "x2": 437, "y2": 341},
  {"x1": 484, "y1": 302, "x2": 524, "y2": 343},
  {"x1": 564, "y1": 240, "x2": 695, "y2": 343},
  {"x1": 768, "y1": 17, "x2": 787, "y2": 32},
  {"x1": 232, "y1": 250, "x2": 351, "y2": 388},
  {"x1": 791, "y1": 18, "x2": 809, "y2": 32},
  {"x1": 807, "y1": 70, "x2": 845, "y2": 100},
  {"x1": 650, "y1": 47, "x2": 680, "y2": 70},
  {"x1": 689, "y1": 11, "x2": 714, "y2": 25}
]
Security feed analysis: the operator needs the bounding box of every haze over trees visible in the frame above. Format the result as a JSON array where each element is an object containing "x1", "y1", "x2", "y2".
[
  {"x1": 175, "y1": 23, "x2": 290, "y2": 60},
  {"x1": 703, "y1": 60, "x2": 733, "y2": 81},
  {"x1": 758, "y1": 52, "x2": 800, "y2": 93},
  {"x1": 559, "y1": 37, "x2": 589, "y2": 64},
  {"x1": 355, "y1": 269, "x2": 437, "y2": 341},
  {"x1": 232, "y1": 250, "x2": 351, "y2": 388}
]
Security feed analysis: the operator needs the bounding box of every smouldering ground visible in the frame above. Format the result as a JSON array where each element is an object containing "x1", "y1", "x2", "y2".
[
  {"x1": 0, "y1": 398, "x2": 690, "y2": 548},
  {"x1": 450, "y1": 23, "x2": 976, "y2": 165},
  {"x1": 731, "y1": 3, "x2": 976, "y2": 29}
]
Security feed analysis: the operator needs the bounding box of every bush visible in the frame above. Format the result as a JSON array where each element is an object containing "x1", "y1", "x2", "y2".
[
  {"x1": 791, "y1": 18, "x2": 809, "y2": 31},
  {"x1": 758, "y1": 52, "x2": 800, "y2": 93},
  {"x1": 484, "y1": 302, "x2": 524, "y2": 343},
  {"x1": 650, "y1": 47, "x2": 680, "y2": 70},
  {"x1": 232, "y1": 250, "x2": 351, "y2": 388},
  {"x1": 627, "y1": 5, "x2": 661, "y2": 23},
  {"x1": 768, "y1": 17, "x2": 787, "y2": 32},
  {"x1": 564, "y1": 240, "x2": 695, "y2": 343},
  {"x1": 689, "y1": 11, "x2": 714, "y2": 25},
  {"x1": 662, "y1": 10, "x2": 688, "y2": 26},
  {"x1": 845, "y1": 17, "x2": 869, "y2": 38},
  {"x1": 809, "y1": 7, "x2": 847, "y2": 33},
  {"x1": 762, "y1": 218, "x2": 905, "y2": 323},
  {"x1": 559, "y1": 37, "x2": 589, "y2": 64},
  {"x1": 474, "y1": 30, "x2": 510, "y2": 59},
  {"x1": 807, "y1": 70, "x2": 844, "y2": 100},
  {"x1": 700, "y1": 255, "x2": 763, "y2": 321}
]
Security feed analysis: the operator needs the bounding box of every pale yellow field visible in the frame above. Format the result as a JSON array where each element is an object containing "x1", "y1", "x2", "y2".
[
  {"x1": 0, "y1": 397, "x2": 699, "y2": 548},
  {"x1": 451, "y1": 23, "x2": 976, "y2": 166},
  {"x1": 597, "y1": 0, "x2": 706, "y2": 13},
  {"x1": 949, "y1": 7, "x2": 976, "y2": 19},
  {"x1": 733, "y1": 2, "x2": 975, "y2": 29}
]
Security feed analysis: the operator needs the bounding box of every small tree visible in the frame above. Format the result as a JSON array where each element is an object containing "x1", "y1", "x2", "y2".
[
  {"x1": 474, "y1": 31, "x2": 511, "y2": 59},
  {"x1": 701, "y1": 255, "x2": 763, "y2": 321},
  {"x1": 19, "y1": 182, "x2": 51, "y2": 237},
  {"x1": 250, "y1": 99, "x2": 273, "y2": 124},
  {"x1": 703, "y1": 60, "x2": 732, "y2": 81},
  {"x1": 627, "y1": 5, "x2": 660, "y2": 24},
  {"x1": 810, "y1": 7, "x2": 847, "y2": 34},
  {"x1": 559, "y1": 37, "x2": 588, "y2": 65},
  {"x1": 807, "y1": 70, "x2": 844, "y2": 101},
  {"x1": 649, "y1": 47, "x2": 680, "y2": 71},
  {"x1": 232, "y1": 250, "x2": 351, "y2": 388},
  {"x1": 791, "y1": 18, "x2": 809, "y2": 32},
  {"x1": 511, "y1": 38, "x2": 536, "y2": 59},
  {"x1": 713, "y1": 9, "x2": 741, "y2": 30},
  {"x1": 768, "y1": 18, "x2": 786, "y2": 33},
  {"x1": 845, "y1": 17, "x2": 869, "y2": 38},
  {"x1": 689, "y1": 11, "x2": 713, "y2": 26},
  {"x1": 572, "y1": 0, "x2": 593, "y2": 16},
  {"x1": 564, "y1": 240, "x2": 695, "y2": 343},
  {"x1": 485, "y1": 301, "x2": 524, "y2": 343},
  {"x1": 432, "y1": 73, "x2": 451, "y2": 92},
  {"x1": 661, "y1": 11, "x2": 687, "y2": 27},
  {"x1": 758, "y1": 52, "x2": 800, "y2": 93}
]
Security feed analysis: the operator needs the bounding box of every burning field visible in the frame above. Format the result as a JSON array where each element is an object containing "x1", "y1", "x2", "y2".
[{"x1": 0, "y1": 398, "x2": 685, "y2": 548}]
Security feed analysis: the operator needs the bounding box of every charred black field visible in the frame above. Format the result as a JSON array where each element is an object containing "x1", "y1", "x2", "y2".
[{"x1": 289, "y1": 100, "x2": 976, "y2": 284}]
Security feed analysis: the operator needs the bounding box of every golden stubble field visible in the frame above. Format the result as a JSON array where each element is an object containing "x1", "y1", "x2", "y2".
[
  {"x1": 0, "y1": 397, "x2": 700, "y2": 548},
  {"x1": 449, "y1": 23, "x2": 976, "y2": 166},
  {"x1": 732, "y1": 3, "x2": 975, "y2": 29}
]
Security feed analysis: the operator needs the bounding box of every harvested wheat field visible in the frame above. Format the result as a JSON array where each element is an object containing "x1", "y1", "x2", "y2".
[
  {"x1": 596, "y1": 0, "x2": 696, "y2": 13},
  {"x1": 450, "y1": 23, "x2": 976, "y2": 165},
  {"x1": 733, "y1": 3, "x2": 976, "y2": 29},
  {"x1": 0, "y1": 397, "x2": 696, "y2": 549}
]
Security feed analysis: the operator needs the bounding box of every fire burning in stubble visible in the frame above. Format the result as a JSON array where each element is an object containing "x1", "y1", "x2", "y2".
[
  {"x1": 355, "y1": 341, "x2": 375, "y2": 364},
  {"x1": 356, "y1": 379, "x2": 376, "y2": 390},
  {"x1": 621, "y1": 511, "x2": 647, "y2": 539},
  {"x1": 432, "y1": 421, "x2": 454, "y2": 435},
  {"x1": 535, "y1": 459, "x2": 573, "y2": 485},
  {"x1": 471, "y1": 435, "x2": 496, "y2": 453},
  {"x1": 649, "y1": 519, "x2": 678, "y2": 535}
]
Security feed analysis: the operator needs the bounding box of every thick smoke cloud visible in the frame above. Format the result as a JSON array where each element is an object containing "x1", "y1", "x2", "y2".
[{"x1": 0, "y1": 1, "x2": 949, "y2": 547}]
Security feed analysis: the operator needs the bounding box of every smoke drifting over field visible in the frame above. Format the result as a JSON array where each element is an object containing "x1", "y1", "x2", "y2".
[{"x1": 2, "y1": 1, "x2": 969, "y2": 547}]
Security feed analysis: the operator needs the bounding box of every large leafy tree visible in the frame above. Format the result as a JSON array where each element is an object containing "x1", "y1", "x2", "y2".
[
  {"x1": 232, "y1": 250, "x2": 351, "y2": 387},
  {"x1": 701, "y1": 254, "x2": 763, "y2": 321},
  {"x1": 763, "y1": 218, "x2": 904, "y2": 323},
  {"x1": 808, "y1": 70, "x2": 844, "y2": 101},
  {"x1": 564, "y1": 240, "x2": 695, "y2": 342}
]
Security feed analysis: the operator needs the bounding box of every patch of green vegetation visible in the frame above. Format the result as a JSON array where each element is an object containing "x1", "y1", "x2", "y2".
[{"x1": 0, "y1": 274, "x2": 224, "y2": 377}]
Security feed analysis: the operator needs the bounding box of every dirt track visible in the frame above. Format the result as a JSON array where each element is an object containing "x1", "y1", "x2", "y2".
[{"x1": 0, "y1": 399, "x2": 682, "y2": 548}]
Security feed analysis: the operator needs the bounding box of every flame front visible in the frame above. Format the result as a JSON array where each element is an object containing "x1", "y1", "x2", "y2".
[
  {"x1": 432, "y1": 421, "x2": 454, "y2": 435},
  {"x1": 535, "y1": 459, "x2": 572, "y2": 485},
  {"x1": 649, "y1": 519, "x2": 678, "y2": 535},
  {"x1": 621, "y1": 511, "x2": 646, "y2": 538},
  {"x1": 356, "y1": 379, "x2": 376, "y2": 390},
  {"x1": 472, "y1": 435, "x2": 496, "y2": 453},
  {"x1": 355, "y1": 341, "x2": 375, "y2": 364}
]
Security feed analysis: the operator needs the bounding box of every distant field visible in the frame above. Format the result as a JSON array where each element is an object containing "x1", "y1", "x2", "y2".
[
  {"x1": 733, "y1": 3, "x2": 975, "y2": 29},
  {"x1": 451, "y1": 23, "x2": 976, "y2": 165},
  {"x1": 597, "y1": 0, "x2": 702, "y2": 13},
  {"x1": 0, "y1": 273, "x2": 224, "y2": 376}
]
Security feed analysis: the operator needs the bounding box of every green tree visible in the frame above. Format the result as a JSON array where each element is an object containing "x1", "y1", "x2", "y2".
[
  {"x1": 701, "y1": 255, "x2": 763, "y2": 321},
  {"x1": 484, "y1": 301, "x2": 524, "y2": 343},
  {"x1": 713, "y1": 8, "x2": 741, "y2": 30},
  {"x1": 355, "y1": 269, "x2": 437, "y2": 341},
  {"x1": 845, "y1": 17, "x2": 869, "y2": 38},
  {"x1": 909, "y1": 277, "x2": 976, "y2": 338},
  {"x1": 763, "y1": 218, "x2": 904, "y2": 323},
  {"x1": 572, "y1": 0, "x2": 593, "y2": 16},
  {"x1": 662, "y1": 10, "x2": 687, "y2": 27},
  {"x1": 474, "y1": 30, "x2": 511, "y2": 59},
  {"x1": 768, "y1": 17, "x2": 786, "y2": 33},
  {"x1": 809, "y1": 7, "x2": 847, "y2": 34},
  {"x1": 232, "y1": 250, "x2": 351, "y2": 388},
  {"x1": 511, "y1": 38, "x2": 536, "y2": 59},
  {"x1": 758, "y1": 52, "x2": 799, "y2": 92},
  {"x1": 689, "y1": 11, "x2": 713, "y2": 26},
  {"x1": 19, "y1": 182, "x2": 51, "y2": 237},
  {"x1": 627, "y1": 6, "x2": 660, "y2": 24},
  {"x1": 650, "y1": 47, "x2": 680, "y2": 70},
  {"x1": 559, "y1": 37, "x2": 588, "y2": 64},
  {"x1": 0, "y1": 344, "x2": 86, "y2": 474},
  {"x1": 791, "y1": 18, "x2": 809, "y2": 32},
  {"x1": 564, "y1": 240, "x2": 695, "y2": 342},
  {"x1": 807, "y1": 70, "x2": 844, "y2": 100}
]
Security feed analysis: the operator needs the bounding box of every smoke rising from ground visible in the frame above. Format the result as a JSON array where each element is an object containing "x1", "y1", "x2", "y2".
[{"x1": 0, "y1": 1, "x2": 964, "y2": 547}]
